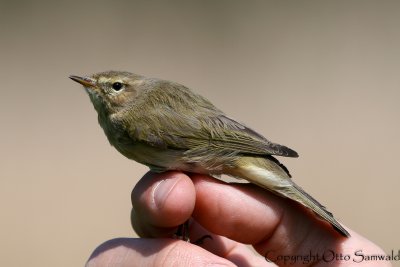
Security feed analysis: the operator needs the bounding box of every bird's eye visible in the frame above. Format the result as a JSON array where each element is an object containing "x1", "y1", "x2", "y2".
[{"x1": 112, "y1": 82, "x2": 123, "y2": 91}]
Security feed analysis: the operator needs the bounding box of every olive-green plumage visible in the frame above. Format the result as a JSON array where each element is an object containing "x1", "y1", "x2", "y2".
[{"x1": 70, "y1": 71, "x2": 349, "y2": 237}]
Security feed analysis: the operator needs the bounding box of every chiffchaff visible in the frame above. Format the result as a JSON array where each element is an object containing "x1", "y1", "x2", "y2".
[{"x1": 70, "y1": 71, "x2": 349, "y2": 237}]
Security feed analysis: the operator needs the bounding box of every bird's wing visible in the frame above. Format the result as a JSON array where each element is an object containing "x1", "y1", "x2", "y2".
[
  {"x1": 185, "y1": 114, "x2": 298, "y2": 157},
  {"x1": 126, "y1": 102, "x2": 298, "y2": 158}
]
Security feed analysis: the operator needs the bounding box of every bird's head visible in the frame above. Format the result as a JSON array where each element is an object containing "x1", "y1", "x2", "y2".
[{"x1": 70, "y1": 71, "x2": 145, "y2": 115}]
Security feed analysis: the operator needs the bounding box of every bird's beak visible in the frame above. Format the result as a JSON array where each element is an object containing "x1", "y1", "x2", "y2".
[{"x1": 69, "y1": 75, "x2": 96, "y2": 87}]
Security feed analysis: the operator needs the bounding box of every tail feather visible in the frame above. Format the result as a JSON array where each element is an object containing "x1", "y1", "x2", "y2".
[{"x1": 286, "y1": 183, "x2": 350, "y2": 237}]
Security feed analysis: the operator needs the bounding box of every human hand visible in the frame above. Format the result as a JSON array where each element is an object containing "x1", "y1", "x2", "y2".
[{"x1": 86, "y1": 171, "x2": 391, "y2": 267}]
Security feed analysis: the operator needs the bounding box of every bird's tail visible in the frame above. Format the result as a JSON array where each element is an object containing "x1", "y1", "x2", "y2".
[
  {"x1": 284, "y1": 182, "x2": 350, "y2": 237},
  {"x1": 230, "y1": 156, "x2": 350, "y2": 237}
]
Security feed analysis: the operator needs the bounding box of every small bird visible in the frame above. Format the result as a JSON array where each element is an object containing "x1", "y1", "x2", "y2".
[{"x1": 70, "y1": 71, "x2": 349, "y2": 237}]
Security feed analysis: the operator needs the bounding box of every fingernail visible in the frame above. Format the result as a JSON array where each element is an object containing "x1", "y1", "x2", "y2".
[{"x1": 153, "y1": 177, "x2": 179, "y2": 209}]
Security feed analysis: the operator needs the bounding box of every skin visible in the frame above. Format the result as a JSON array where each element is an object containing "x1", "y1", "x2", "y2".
[
  {"x1": 86, "y1": 171, "x2": 391, "y2": 267},
  {"x1": 70, "y1": 71, "x2": 348, "y2": 236}
]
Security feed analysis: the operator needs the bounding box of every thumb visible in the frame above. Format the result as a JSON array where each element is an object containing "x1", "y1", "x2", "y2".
[{"x1": 86, "y1": 238, "x2": 235, "y2": 267}]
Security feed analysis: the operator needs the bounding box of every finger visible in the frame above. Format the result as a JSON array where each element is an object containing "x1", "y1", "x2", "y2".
[
  {"x1": 85, "y1": 238, "x2": 236, "y2": 267},
  {"x1": 192, "y1": 173, "x2": 307, "y2": 244},
  {"x1": 130, "y1": 171, "x2": 274, "y2": 266},
  {"x1": 131, "y1": 172, "x2": 387, "y2": 266},
  {"x1": 131, "y1": 171, "x2": 196, "y2": 237},
  {"x1": 191, "y1": 174, "x2": 388, "y2": 266}
]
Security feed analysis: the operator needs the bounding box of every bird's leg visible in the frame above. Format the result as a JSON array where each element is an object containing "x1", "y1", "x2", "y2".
[
  {"x1": 173, "y1": 219, "x2": 213, "y2": 245},
  {"x1": 192, "y1": 234, "x2": 213, "y2": 245},
  {"x1": 173, "y1": 220, "x2": 190, "y2": 242}
]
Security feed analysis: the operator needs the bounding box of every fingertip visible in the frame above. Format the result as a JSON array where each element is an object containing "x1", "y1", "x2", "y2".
[{"x1": 131, "y1": 171, "x2": 196, "y2": 228}]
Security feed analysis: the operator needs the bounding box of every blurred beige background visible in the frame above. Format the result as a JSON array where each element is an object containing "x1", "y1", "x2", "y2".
[{"x1": 1, "y1": 0, "x2": 399, "y2": 266}]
